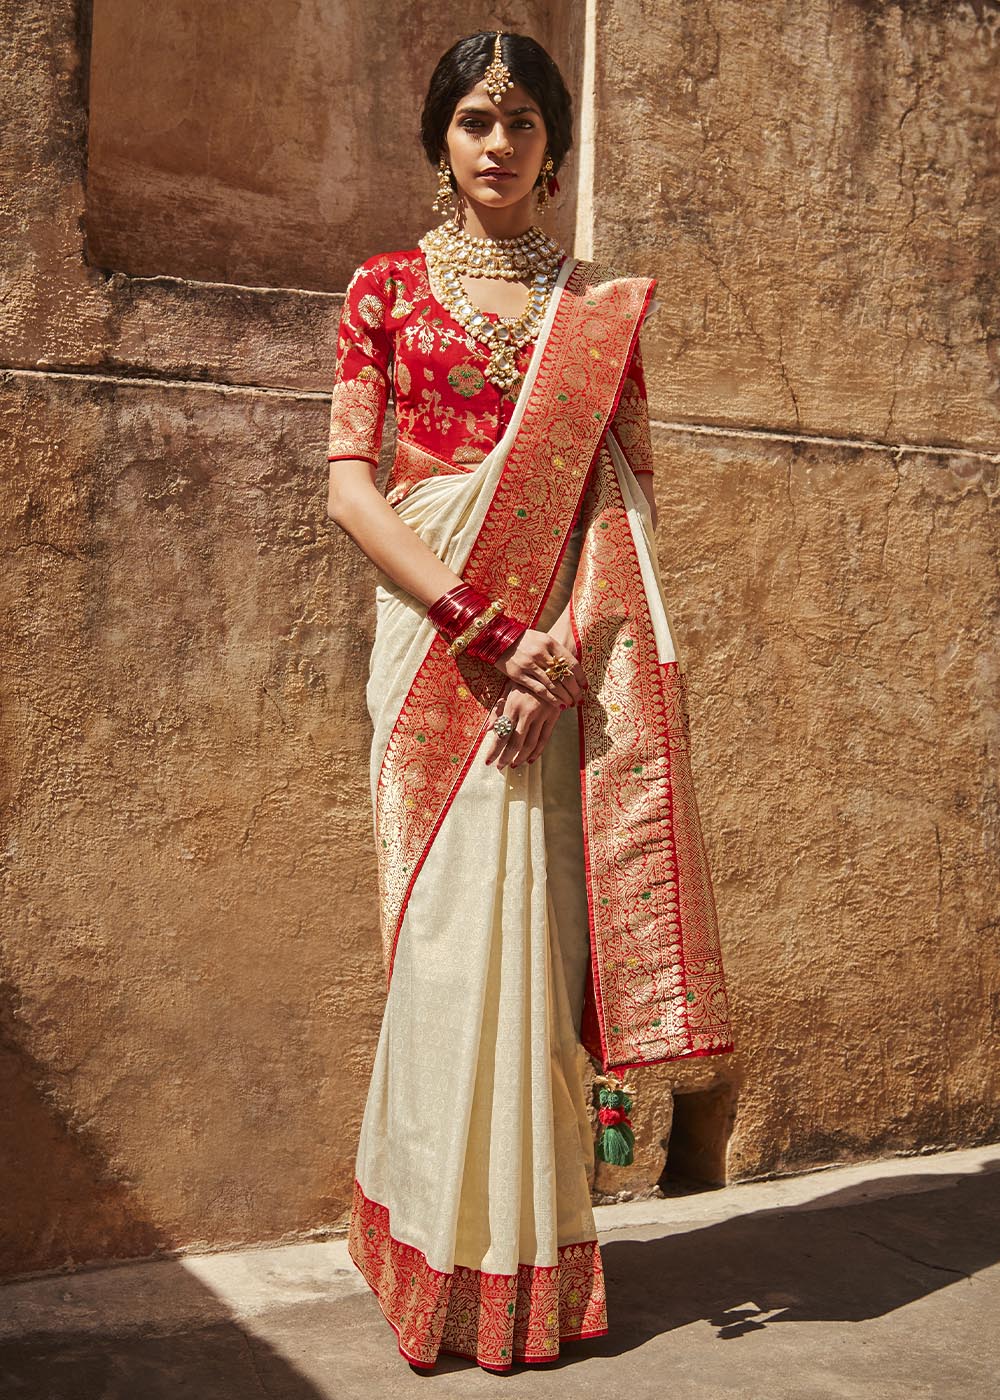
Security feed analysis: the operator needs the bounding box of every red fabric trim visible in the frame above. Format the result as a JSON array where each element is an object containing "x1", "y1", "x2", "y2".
[
  {"x1": 327, "y1": 452, "x2": 379, "y2": 466},
  {"x1": 348, "y1": 1178, "x2": 608, "y2": 1370},
  {"x1": 610, "y1": 1040, "x2": 736, "y2": 1072},
  {"x1": 572, "y1": 445, "x2": 736, "y2": 1069}
]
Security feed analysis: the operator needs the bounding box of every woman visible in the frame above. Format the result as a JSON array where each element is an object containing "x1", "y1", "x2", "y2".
[{"x1": 325, "y1": 29, "x2": 735, "y2": 1373}]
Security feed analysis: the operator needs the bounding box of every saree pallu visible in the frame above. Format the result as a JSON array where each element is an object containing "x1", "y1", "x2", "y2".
[{"x1": 347, "y1": 257, "x2": 735, "y2": 1370}]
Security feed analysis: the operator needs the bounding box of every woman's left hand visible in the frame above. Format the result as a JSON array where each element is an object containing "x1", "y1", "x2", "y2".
[{"x1": 482, "y1": 679, "x2": 568, "y2": 771}]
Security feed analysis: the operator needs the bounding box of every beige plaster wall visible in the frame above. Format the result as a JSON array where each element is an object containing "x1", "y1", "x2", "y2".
[
  {"x1": 0, "y1": 0, "x2": 997, "y2": 1280},
  {"x1": 85, "y1": 0, "x2": 576, "y2": 288}
]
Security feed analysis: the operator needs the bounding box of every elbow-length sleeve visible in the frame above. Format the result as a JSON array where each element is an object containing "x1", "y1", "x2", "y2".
[
  {"x1": 607, "y1": 335, "x2": 655, "y2": 477},
  {"x1": 326, "y1": 261, "x2": 393, "y2": 467}
]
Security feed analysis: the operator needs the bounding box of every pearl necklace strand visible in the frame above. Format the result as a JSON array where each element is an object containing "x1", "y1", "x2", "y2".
[{"x1": 420, "y1": 219, "x2": 566, "y2": 395}]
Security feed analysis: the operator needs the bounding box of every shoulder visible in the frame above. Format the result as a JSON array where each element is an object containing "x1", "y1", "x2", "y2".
[{"x1": 348, "y1": 247, "x2": 425, "y2": 290}]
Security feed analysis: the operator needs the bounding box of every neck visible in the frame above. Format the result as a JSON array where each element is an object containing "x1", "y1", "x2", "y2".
[{"x1": 452, "y1": 196, "x2": 539, "y2": 241}]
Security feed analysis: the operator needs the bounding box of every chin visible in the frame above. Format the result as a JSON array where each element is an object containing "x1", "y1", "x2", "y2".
[{"x1": 464, "y1": 183, "x2": 529, "y2": 208}]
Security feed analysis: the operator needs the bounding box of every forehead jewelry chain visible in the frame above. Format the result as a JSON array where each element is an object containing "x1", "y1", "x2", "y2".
[{"x1": 482, "y1": 30, "x2": 514, "y2": 105}]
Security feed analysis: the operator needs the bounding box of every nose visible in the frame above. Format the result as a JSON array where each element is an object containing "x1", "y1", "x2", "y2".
[{"x1": 485, "y1": 122, "x2": 514, "y2": 157}]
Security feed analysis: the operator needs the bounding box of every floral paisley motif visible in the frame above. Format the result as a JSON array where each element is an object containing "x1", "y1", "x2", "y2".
[
  {"x1": 326, "y1": 246, "x2": 655, "y2": 497},
  {"x1": 358, "y1": 293, "x2": 385, "y2": 328},
  {"x1": 447, "y1": 363, "x2": 486, "y2": 398}
]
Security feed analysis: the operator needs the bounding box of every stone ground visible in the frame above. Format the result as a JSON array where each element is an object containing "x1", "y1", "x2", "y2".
[{"x1": 2, "y1": 1144, "x2": 998, "y2": 1400}]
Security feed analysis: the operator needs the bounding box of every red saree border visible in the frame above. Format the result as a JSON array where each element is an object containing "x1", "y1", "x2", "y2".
[
  {"x1": 375, "y1": 259, "x2": 655, "y2": 983},
  {"x1": 572, "y1": 443, "x2": 735, "y2": 1069},
  {"x1": 348, "y1": 1177, "x2": 608, "y2": 1370}
]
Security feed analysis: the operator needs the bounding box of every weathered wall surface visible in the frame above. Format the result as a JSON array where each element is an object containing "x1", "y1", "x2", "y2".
[
  {"x1": 84, "y1": 0, "x2": 575, "y2": 289},
  {"x1": 590, "y1": 0, "x2": 1000, "y2": 1192},
  {"x1": 1, "y1": 0, "x2": 997, "y2": 1278}
]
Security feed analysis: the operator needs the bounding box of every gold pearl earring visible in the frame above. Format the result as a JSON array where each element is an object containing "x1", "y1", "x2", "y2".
[
  {"x1": 535, "y1": 153, "x2": 557, "y2": 210},
  {"x1": 432, "y1": 157, "x2": 454, "y2": 215}
]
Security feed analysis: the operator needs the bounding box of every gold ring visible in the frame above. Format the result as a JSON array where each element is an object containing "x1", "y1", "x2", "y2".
[{"x1": 544, "y1": 656, "x2": 573, "y2": 683}]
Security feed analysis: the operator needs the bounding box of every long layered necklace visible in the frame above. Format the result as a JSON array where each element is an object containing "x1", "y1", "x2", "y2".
[{"x1": 420, "y1": 218, "x2": 565, "y2": 396}]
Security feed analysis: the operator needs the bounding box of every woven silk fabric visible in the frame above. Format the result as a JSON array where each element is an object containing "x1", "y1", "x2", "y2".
[
  {"x1": 326, "y1": 246, "x2": 655, "y2": 497},
  {"x1": 339, "y1": 255, "x2": 735, "y2": 1369}
]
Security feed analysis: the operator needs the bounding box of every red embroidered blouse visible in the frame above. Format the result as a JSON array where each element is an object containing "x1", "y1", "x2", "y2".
[{"x1": 326, "y1": 247, "x2": 654, "y2": 507}]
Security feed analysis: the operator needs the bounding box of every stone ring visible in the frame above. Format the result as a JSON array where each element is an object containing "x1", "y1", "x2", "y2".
[{"x1": 493, "y1": 715, "x2": 516, "y2": 739}]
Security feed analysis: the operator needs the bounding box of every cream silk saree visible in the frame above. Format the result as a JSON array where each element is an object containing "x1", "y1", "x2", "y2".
[{"x1": 346, "y1": 255, "x2": 735, "y2": 1370}]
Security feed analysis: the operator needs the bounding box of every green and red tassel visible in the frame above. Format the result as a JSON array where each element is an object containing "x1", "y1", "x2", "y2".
[{"x1": 593, "y1": 1073, "x2": 637, "y2": 1166}]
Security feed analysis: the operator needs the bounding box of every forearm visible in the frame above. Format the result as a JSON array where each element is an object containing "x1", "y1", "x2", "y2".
[{"x1": 327, "y1": 461, "x2": 462, "y2": 606}]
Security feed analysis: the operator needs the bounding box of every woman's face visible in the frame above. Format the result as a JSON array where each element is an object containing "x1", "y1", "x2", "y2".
[{"x1": 443, "y1": 79, "x2": 549, "y2": 214}]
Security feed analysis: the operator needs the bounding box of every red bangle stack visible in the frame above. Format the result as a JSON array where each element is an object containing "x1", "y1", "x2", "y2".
[
  {"x1": 427, "y1": 583, "x2": 490, "y2": 643},
  {"x1": 466, "y1": 614, "x2": 527, "y2": 664},
  {"x1": 427, "y1": 583, "x2": 528, "y2": 664}
]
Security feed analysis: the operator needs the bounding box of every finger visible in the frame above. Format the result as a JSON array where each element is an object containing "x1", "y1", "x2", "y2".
[
  {"x1": 492, "y1": 701, "x2": 526, "y2": 770},
  {"x1": 554, "y1": 649, "x2": 588, "y2": 703},
  {"x1": 515, "y1": 669, "x2": 562, "y2": 707},
  {"x1": 532, "y1": 667, "x2": 578, "y2": 708},
  {"x1": 497, "y1": 704, "x2": 535, "y2": 768},
  {"x1": 482, "y1": 687, "x2": 514, "y2": 765},
  {"x1": 526, "y1": 705, "x2": 562, "y2": 764},
  {"x1": 508, "y1": 715, "x2": 544, "y2": 768},
  {"x1": 499, "y1": 699, "x2": 543, "y2": 770},
  {"x1": 539, "y1": 672, "x2": 577, "y2": 707}
]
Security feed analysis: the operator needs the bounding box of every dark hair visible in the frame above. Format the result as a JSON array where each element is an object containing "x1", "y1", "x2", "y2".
[{"x1": 420, "y1": 31, "x2": 573, "y2": 187}]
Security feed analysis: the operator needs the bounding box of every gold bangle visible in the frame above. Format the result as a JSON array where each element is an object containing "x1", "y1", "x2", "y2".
[{"x1": 447, "y1": 598, "x2": 506, "y2": 658}]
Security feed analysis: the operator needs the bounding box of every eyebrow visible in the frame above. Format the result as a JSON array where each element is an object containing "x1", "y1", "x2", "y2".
[{"x1": 456, "y1": 103, "x2": 541, "y2": 117}]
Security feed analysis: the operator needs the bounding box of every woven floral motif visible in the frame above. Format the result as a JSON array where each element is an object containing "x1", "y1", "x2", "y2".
[
  {"x1": 325, "y1": 248, "x2": 655, "y2": 494},
  {"x1": 348, "y1": 1179, "x2": 607, "y2": 1370},
  {"x1": 608, "y1": 367, "x2": 655, "y2": 477},
  {"x1": 326, "y1": 371, "x2": 387, "y2": 467},
  {"x1": 384, "y1": 436, "x2": 472, "y2": 508},
  {"x1": 573, "y1": 445, "x2": 735, "y2": 1067},
  {"x1": 447, "y1": 362, "x2": 486, "y2": 398}
]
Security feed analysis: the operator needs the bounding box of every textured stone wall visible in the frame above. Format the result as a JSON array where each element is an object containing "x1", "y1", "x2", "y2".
[{"x1": 0, "y1": 0, "x2": 996, "y2": 1279}]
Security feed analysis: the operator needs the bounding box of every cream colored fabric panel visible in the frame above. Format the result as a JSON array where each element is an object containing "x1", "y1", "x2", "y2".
[
  {"x1": 605, "y1": 429, "x2": 679, "y2": 667},
  {"x1": 354, "y1": 266, "x2": 604, "y2": 1278},
  {"x1": 355, "y1": 523, "x2": 598, "y2": 1275}
]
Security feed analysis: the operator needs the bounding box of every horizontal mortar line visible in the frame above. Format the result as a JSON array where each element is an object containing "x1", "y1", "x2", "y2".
[
  {"x1": 97, "y1": 269, "x2": 342, "y2": 301},
  {"x1": 2, "y1": 365, "x2": 332, "y2": 402},
  {"x1": 650, "y1": 417, "x2": 1000, "y2": 464},
  {"x1": 3, "y1": 367, "x2": 997, "y2": 464}
]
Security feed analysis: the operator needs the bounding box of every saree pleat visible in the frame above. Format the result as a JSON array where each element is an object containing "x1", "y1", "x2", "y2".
[{"x1": 350, "y1": 504, "x2": 608, "y2": 1368}]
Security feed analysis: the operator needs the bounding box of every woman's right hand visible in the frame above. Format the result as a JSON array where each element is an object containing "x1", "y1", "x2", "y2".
[
  {"x1": 494, "y1": 627, "x2": 587, "y2": 708},
  {"x1": 483, "y1": 680, "x2": 567, "y2": 770}
]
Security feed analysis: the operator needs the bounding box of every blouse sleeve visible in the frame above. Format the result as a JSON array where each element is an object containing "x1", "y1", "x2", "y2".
[
  {"x1": 326, "y1": 260, "x2": 393, "y2": 468},
  {"x1": 607, "y1": 335, "x2": 654, "y2": 477}
]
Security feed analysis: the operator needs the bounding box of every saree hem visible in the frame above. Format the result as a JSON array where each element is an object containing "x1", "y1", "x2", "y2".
[{"x1": 348, "y1": 1177, "x2": 608, "y2": 1370}]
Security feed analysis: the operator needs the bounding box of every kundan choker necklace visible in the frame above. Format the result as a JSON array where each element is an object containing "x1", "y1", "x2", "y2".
[{"x1": 420, "y1": 218, "x2": 566, "y2": 396}]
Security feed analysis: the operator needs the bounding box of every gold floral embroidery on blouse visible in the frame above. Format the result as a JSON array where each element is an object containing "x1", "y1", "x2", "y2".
[
  {"x1": 327, "y1": 370, "x2": 388, "y2": 464},
  {"x1": 358, "y1": 294, "x2": 385, "y2": 328},
  {"x1": 397, "y1": 386, "x2": 459, "y2": 440}
]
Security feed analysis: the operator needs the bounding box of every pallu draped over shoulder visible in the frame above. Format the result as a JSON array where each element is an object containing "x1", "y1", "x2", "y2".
[{"x1": 326, "y1": 245, "x2": 736, "y2": 1371}]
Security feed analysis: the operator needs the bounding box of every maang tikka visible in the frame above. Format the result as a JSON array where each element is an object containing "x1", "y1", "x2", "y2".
[
  {"x1": 481, "y1": 32, "x2": 559, "y2": 211},
  {"x1": 482, "y1": 29, "x2": 514, "y2": 104}
]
